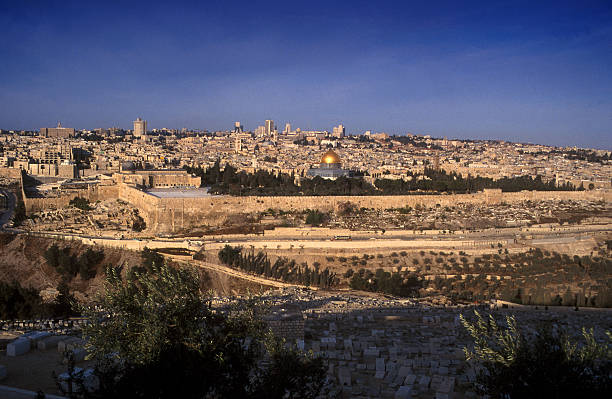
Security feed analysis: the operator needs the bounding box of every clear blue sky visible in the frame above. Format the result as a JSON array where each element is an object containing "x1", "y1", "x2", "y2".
[{"x1": 1, "y1": 0, "x2": 611, "y2": 149}]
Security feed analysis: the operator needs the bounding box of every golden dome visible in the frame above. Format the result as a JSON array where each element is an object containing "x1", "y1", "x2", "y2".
[{"x1": 321, "y1": 150, "x2": 341, "y2": 164}]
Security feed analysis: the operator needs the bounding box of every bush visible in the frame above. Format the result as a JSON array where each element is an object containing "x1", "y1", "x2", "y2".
[
  {"x1": 69, "y1": 197, "x2": 93, "y2": 211},
  {"x1": 218, "y1": 245, "x2": 336, "y2": 288},
  {"x1": 132, "y1": 213, "x2": 146, "y2": 232},
  {"x1": 461, "y1": 311, "x2": 612, "y2": 398},
  {"x1": 305, "y1": 210, "x2": 328, "y2": 226},
  {"x1": 44, "y1": 244, "x2": 103, "y2": 280},
  {"x1": 0, "y1": 281, "x2": 43, "y2": 319},
  {"x1": 0, "y1": 280, "x2": 77, "y2": 319},
  {"x1": 349, "y1": 268, "x2": 421, "y2": 297},
  {"x1": 75, "y1": 263, "x2": 327, "y2": 398}
]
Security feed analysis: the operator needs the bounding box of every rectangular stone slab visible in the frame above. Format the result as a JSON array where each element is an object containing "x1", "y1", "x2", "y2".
[{"x1": 7, "y1": 339, "x2": 30, "y2": 357}]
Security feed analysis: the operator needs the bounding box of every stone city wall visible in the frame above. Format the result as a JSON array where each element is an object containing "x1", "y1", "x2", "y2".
[
  {"x1": 21, "y1": 179, "x2": 611, "y2": 233},
  {"x1": 146, "y1": 189, "x2": 609, "y2": 233},
  {"x1": 0, "y1": 167, "x2": 24, "y2": 179},
  {"x1": 24, "y1": 185, "x2": 119, "y2": 213}
]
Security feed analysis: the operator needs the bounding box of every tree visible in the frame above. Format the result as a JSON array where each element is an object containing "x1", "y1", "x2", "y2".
[
  {"x1": 0, "y1": 281, "x2": 43, "y2": 319},
  {"x1": 69, "y1": 197, "x2": 93, "y2": 211},
  {"x1": 461, "y1": 311, "x2": 612, "y2": 398},
  {"x1": 77, "y1": 262, "x2": 327, "y2": 398}
]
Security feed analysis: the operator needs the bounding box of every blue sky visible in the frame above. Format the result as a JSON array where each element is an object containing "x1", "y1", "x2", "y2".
[{"x1": 1, "y1": 0, "x2": 611, "y2": 148}]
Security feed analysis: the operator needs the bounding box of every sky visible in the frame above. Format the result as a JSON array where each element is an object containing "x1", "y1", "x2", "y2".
[{"x1": 0, "y1": 0, "x2": 611, "y2": 149}]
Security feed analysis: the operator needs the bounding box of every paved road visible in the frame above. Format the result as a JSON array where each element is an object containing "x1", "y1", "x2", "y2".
[
  {"x1": 203, "y1": 225, "x2": 612, "y2": 244},
  {"x1": 0, "y1": 188, "x2": 16, "y2": 229}
]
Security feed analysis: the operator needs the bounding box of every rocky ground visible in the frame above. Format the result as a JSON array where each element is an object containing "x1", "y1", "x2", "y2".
[
  {"x1": 326, "y1": 199, "x2": 611, "y2": 231},
  {"x1": 22, "y1": 199, "x2": 147, "y2": 237},
  {"x1": 219, "y1": 287, "x2": 612, "y2": 398}
]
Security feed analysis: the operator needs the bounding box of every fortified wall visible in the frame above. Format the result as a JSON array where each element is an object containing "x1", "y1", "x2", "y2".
[
  {"x1": 24, "y1": 185, "x2": 119, "y2": 213},
  {"x1": 0, "y1": 167, "x2": 23, "y2": 180},
  {"x1": 134, "y1": 188, "x2": 610, "y2": 233},
  {"x1": 21, "y1": 180, "x2": 611, "y2": 234}
]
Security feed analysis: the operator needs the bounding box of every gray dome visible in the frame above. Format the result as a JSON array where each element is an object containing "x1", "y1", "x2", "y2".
[{"x1": 121, "y1": 161, "x2": 136, "y2": 171}]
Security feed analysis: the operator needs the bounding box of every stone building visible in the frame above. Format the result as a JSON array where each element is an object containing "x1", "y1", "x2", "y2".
[
  {"x1": 306, "y1": 150, "x2": 352, "y2": 180},
  {"x1": 40, "y1": 122, "x2": 75, "y2": 138}
]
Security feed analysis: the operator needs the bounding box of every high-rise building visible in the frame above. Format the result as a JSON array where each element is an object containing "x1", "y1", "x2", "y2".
[
  {"x1": 234, "y1": 121, "x2": 243, "y2": 133},
  {"x1": 255, "y1": 125, "x2": 266, "y2": 136},
  {"x1": 133, "y1": 117, "x2": 147, "y2": 137},
  {"x1": 265, "y1": 120, "x2": 275, "y2": 136},
  {"x1": 40, "y1": 122, "x2": 75, "y2": 138},
  {"x1": 283, "y1": 123, "x2": 291, "y2": 134},
  {"x1": 234, "y1": 135, "x2": 243, "y2": 153},
  {"x1": 332, "y1": 124, "x2": 345, "y2": 138}
]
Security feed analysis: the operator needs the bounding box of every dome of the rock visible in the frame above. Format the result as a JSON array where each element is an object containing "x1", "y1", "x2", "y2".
[{"x1": 321, "y1": 150, "x2": 341, "y2": 165}]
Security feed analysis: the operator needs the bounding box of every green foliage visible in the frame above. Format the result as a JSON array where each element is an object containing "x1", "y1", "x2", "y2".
[
  {"x1": 186, "y1": 159, "x2": 576, "y2": 196},
  {"x1": 349, "y1": 268, "x2": 421, "y2": 297},
  {"x1": 461, "y1": 310, "x2": 612, "y2": 398},
  {"x1": 375, "y1": 167, "x2": 575, "y2": 193},
  {"x1": 50, "y1": 280, "x2": 79, "y2": 318},
  {"x1": 44, "y1": 244, "x2": 103, "y2": 281},
  {"x1": 69, "y1": 197, "x2": 93, "y2": 211},
  {"x1": 132, "y1": 212, "x2": 146, "y2": 232},
  {"x1": 337, "y1": 201, "x2": 357, "y2": 216},
  {"x1": 218, "y1": 245, "x2": 337, "y2": 288},
  {"x1": 0, "y1": 280, "x2": 77, "y2": 319},
  {"x1": 305, "y1": 209, "x2": 328, "y2": 226},
  {"x1": 78, "y1": 248, "x2": 105, "y2": 280},
  {"x1": 251, "y1": 341, "x2": 327, "y2": 399},
  {"x1": 0, "y1": 281, "x2": 43, "y2": 319},
  {"x1": 137, "y1": 247, "x2": 165, "y2": 273},
  {"x1": 78, "y1": 262, "x2": 327, "y2": 398}
]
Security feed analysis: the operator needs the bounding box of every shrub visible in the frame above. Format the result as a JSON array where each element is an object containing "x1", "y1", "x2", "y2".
[
  {"x1": 69, "y1": 197, "x2": 93, "y2": 211},
  {"x1": 76, "y1": 263, "x2": 327, "y2": 398},
  {"x1": 461, "y1": 311, "x2": 612, "y2": 398},
  {"x1": 305, "y1": 210, "x2": 328, "y2": 226},
  {"x1": 0, "y1": 281, "x2": 43, "y2": 319}
]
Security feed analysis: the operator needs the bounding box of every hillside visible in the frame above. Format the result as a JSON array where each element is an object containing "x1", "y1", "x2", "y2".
[{"x1": 0, "y1": 233, "x2": 271, "y2": 304}]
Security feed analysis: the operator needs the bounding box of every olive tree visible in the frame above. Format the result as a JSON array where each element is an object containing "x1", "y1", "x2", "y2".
[
  {"x1": 73, "y1": 263, "x2": 327, "y2": 399},
  {"x1": 460, "y1": 310, "x2": 612, "y2": 398}
]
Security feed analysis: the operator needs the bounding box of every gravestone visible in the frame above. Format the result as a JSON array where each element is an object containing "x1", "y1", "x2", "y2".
[
  {"x1": 38, "y1": 335, "x2": 65, "y2": 350},
  {"x1": 395, "y1": 386, "x2": 412, "y2": 399},
  {"x1": 7, "y1": 339, "x2": 30, "y2": 356},
  {"x1": 338, "y1": 367, "x2": 351, "y2": 386}
]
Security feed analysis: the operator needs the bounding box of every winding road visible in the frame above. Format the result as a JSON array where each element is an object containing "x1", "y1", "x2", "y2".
[{"x1": 166, "y1": 254, "x2": 310, "y2": 289}]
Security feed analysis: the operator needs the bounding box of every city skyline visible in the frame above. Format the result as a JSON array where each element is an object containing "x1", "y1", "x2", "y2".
[{"x1": 1, "y1": 1, "x2": 611, "y2": 149}]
